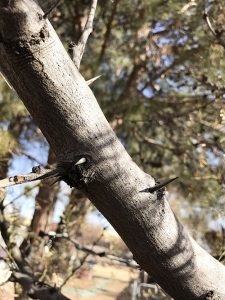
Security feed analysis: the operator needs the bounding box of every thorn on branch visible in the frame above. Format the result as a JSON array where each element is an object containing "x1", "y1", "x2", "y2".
[
  {"x1": 0, "y1": 166, "x2": 63, "y2": 188},
  {"x1": 71, "y1": 0, "x2": 98, "y2": 69},
  {"x1": 86, "y1": 75, "x2": 102, "y2": 85},
  {"x1": 140, "y1": 177, "x2": 178, "y2": 194},
  {"x1": 74, "y1": 157, "x2": 87, "y2": 165},
  {"x1": 0, "y1": 156, "x2": 89, "y2": 189}
]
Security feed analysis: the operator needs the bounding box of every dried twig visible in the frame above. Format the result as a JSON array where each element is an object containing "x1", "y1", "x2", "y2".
[
  {"x1": 180, "y1": 0, "x2": 196, "y2": 14},
  {"x1": 0, "y1": 166, "x2": 62, "y2": 189},
  {"x1": 0, "y1": 157, "x2": 87, "y2": 189},
  {"x1": 9, "y1": 149, "x2": 44, "y2": 166},
  {"x1": 203, "y1": 6, "x2": 225, "y2": 48},
  {"x1": 71, "y1": 0, "x2": 98, "y2": 69},
  {"x1": 0, "y1": 71, "x2": 13, "y2": 89},
  {"x1": 40, "y1": 231, "x2": 139, "y2": 270},
  {"x1": 99, "y1": 0, "x2": 120, "y2": 63},
  {"x1": 3, "y1": 183, "x2": 40, "y2": 208},
  {"x1": 59, "y1": 228, "x2": 104, "y2": 288},
  {"x1": 43, "y1": 0, "x2": 61, "y2": 19}
]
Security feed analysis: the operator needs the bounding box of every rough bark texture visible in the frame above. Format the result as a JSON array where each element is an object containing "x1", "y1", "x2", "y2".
[{"x1": 0, "y1": 1, "x2": 225, "y2": 299}]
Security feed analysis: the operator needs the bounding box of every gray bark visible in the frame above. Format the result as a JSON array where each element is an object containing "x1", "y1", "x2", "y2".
[{"x1": 0, "y1": 1, "x2": 225, "y2": 299}]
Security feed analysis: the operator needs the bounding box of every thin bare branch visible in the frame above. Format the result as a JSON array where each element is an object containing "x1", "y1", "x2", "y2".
[
  {"x1": 72, "y1": 0, "x2": 98, "y2": 69},
  {"x1": 135, "y1": 129, "x2": 175, "y2": 152},
  {"x1": 43, "y1": 0, "x2": 61, "y2": 19},
  {"x1": 59, "y1": 228, "x2": 104, "y2": 289},
  {"x1": 99, "y1": 0, "x2": 120, "y2": 63},
  {"x1": 8, "y1": 149, "x2": 44, "y2": 166},
  {"x1": 3, "y1": 183, "x2": 40, "y2": 208},
  {"x1": 0, "y1": 166, "x2": 62, "y2": 188},
  {"x1": 203, "y1": 6, "x2": 225, "y2": 48},
  {"x1": 40, "y1": 231, "x2": 139, "y2": 269},
  {"x1": 180, "y1": 0, "x2": 197, "y2": 14},
  {"x1": 203, "y1": 9, "x2": 217, "y2": 37},
  {"x1": 0, "y1": 156, "x2": 87, "y2": 188},
  {"x1": 0, "y1": 71, "x2": 13, "y2": 89}
]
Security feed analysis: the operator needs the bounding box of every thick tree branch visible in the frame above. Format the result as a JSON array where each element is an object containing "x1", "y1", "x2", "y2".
[{"x1": 0, "y1": 1, "x2": 225, "y2": 299}]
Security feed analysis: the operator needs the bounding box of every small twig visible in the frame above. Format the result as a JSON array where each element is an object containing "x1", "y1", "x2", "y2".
[
  {"x1": 0, "y1": 244, "x2": 18, "y2": 271},
  {"x1": 40, "y1": 231, "x2": 139, "y2": 270},
  {"x1": 43, "y1": 0, "x2": 61, "y2": 19},
  {"x1": 203, "y1": 6, "x2": 225, "y2": 48},
  {"x1": 0, "y1": 166, "x2": 63, "y2": 189},
  {"x1": 134, "y1": 129, "x2": 175, "y2": 152},
  {"x1": 203, "y1": 9, "x2": 217, "y2": 37},
  {"x1": 0, "y1": 71, "x2": 13, "y2": 90},
  {"x1": 0, "y1": 156, "x2": 87, "y2": 189},
  {"x1": 98, "y1": 0, "x2": 119, "y2": 63},
  {"x1": 59, "y1": 228, "x2": 104, "y2": 289},
  {"x1": 193, "y1": 175, "x2": 218, "y2": 181},
  {"x1": 72, "y1": 0, "x2": 98, "y2": 69},
  {"x1": 180, "y1": 0, "x2": 196, "y2": 14},
  {"x1": 3, "y1": 183, "x2": 40, "y2": 208},
  {"x1": 14, "y1": 149, "x2": 44, "y2": 166}
]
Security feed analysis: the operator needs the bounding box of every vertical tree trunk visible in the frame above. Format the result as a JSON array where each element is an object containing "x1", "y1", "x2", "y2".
[{"x1": 30, "y1": 148, "x2": 59, "y2": 234}]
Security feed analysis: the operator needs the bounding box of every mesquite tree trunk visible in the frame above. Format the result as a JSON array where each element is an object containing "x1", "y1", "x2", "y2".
[{"x1": 0, "y1": 1, "x2": 225, "y2": 299}]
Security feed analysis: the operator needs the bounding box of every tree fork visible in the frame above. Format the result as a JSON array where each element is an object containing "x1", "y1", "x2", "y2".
[{"x1": 0, "y1": 1, "x2": 225, "y2": 299}]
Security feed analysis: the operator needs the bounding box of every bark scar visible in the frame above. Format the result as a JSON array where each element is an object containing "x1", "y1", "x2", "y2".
[{"x1": 204, "y1": 290, "x2": 221, "y2": 300}]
